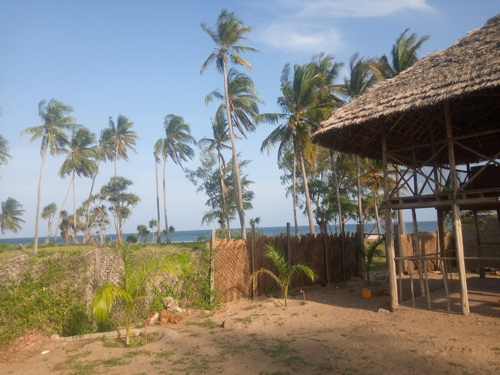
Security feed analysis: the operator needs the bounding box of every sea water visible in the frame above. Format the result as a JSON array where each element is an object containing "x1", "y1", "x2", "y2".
[{"x1": 0, "y1": 221, "x2": 438, "y2": 245}]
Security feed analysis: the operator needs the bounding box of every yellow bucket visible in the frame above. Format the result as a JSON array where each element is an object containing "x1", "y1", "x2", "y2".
[{"x1": 362, "y1": 288, "x2": 372, "y2": 299}]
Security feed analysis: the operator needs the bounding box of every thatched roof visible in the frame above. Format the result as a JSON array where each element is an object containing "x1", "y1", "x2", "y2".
[{"x1": 313, "y1": 14, "x2": 500, "y2": 167}]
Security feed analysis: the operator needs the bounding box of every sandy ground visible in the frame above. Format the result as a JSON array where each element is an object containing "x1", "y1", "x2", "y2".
[{"x1": 1, "y1": 273, "x2": 499, "y2": 375}]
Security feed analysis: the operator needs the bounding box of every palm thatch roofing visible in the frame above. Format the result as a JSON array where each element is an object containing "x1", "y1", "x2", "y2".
[{"x1": 313, "y1": 14, "x2": 500, "y2": 167}]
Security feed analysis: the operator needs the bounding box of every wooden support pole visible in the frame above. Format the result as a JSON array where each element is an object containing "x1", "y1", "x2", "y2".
[
  {"x1": 445, "y1": 100, "x2": 469, "y2": 315},
  {"x1": 210, "y1": 227, "x2": 216, "y2": 306},
  {"x1": 383, "y1": 134, "x2": 398, "y2": 311},
  {"x1": 436, "y1": 209, "x2": 451, "y2": 310},
  {"x1": 473, "y1": 211, "x2": 485, "y2": 278}
]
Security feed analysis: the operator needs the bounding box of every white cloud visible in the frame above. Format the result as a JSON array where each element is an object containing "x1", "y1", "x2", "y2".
[
  {"x1": 254, "y1": 0, "x2": 434, "y2": 54},
  {"x1": 258, "y1": 22, "x2": 342, "y2": 54},
  {"x1": 276, "y1": 0, "x2": 433, "y2": 18}
]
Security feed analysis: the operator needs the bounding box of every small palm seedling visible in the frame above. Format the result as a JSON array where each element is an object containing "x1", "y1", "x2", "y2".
[
  {"x1": 91, "y1": 244, "x2": 188, "y2": 345},
  {"x1": 250, "y1": 245, "x2": 316, "y2": 306},
  {"x1": 363, "y1": 238, "x2": 384, "y2": 284}
]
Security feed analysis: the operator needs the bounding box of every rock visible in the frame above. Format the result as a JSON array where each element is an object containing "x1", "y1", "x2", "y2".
[
  {"x1": 377, "y1": 308, "x2": 390, "y2": 313},
  {"x1": 145, "y1": 312, "x2": 159, "y2": 326},
  {"x1": 159, "y1": 310, "x2": 182, "y2": 325},
  {"x1": 164, "y1": 296, "x2": 182, "y2": 312},
  {"x1": 50, "y1": 334, "x2": 61, "y2": 340}
]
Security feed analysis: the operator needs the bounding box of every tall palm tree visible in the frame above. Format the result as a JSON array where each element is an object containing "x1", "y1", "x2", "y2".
[
  {"x1": 201, "y1": 9, "x2": 259, "y2": 240},
  {"x1": 41, "y1": 202, "x2": 57, "y2": 243},
  {"x1": 101, "y1": 115, "x2": 139, "y2": 176},
  {"x1": 153, "y1": 152, "x2": 162, "y2": 243},
  {"x1": 21, "y1": 99, "x2": 77, "y2": 255},
  {"x1": 154, "y1": 114, "x2": 195, "y2": 243},
  {"x1": 338, "y1": 53, "x2": 377, "y2": 230},
  {"x1": 262, "y1": 61, "x2": 333, "y2": 234},
  {"x1": 59, "y1": 128, "x2": 98, "y2": 243},
  {"x1": 369, "y1": 28, "x2": 430, "y2": 81},
  {"x1": 0, "y1": 135, "x2": 11, "y2": 170},
  {"x1": 148, "y1": 219, "x2": 158, "y2": 243},
  {"x1": 0, "y1": 197, "x2": 25, "y2": 234},
  {"x1": 198, "y1": 111, "x2": 233, "y2": 233}
]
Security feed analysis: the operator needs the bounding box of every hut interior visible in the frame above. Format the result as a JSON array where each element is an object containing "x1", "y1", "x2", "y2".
[{"x1": 313, "y1": 14, "x2": 500, "y2": 316}]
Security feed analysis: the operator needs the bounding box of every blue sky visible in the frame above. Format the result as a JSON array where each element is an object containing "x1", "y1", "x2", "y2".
[{"x1": 0, "y1": 0, "x2": 498, "y2": 238}]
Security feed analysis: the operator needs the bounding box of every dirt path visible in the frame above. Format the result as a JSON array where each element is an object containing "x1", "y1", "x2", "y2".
[{"x1": 1, "y1": 277, "x2": 499, "y2": 374}]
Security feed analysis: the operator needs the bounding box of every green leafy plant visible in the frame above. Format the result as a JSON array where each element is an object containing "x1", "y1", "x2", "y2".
[
  {"x1": 250, "y1": 245, "x2": 316, "y2": 306},
  {"x1": 362, "y1": 238, "x2": 384, "y2": 284},
  {"x1": 91, "y1": 244, "x2": 187, "y2": 345}
]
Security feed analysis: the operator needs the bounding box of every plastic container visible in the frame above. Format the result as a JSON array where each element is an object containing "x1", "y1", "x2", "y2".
[{"x1": 362, "y1": 288, "x2": 372, "y2": 299}]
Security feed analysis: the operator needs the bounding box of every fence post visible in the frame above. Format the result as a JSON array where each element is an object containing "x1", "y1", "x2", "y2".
[
  {"x1": 324, "y1": 232, "x2": 330, "y2": 284},
  {"x1": 356, "y1": 224, "x2": 365, "y2": 280},
  {"x1": 287, "y1": 222, "x2": 292, "y2": 288},
  {"x1": 210, "y1": 227, "x2": 216, "y2": 305}
]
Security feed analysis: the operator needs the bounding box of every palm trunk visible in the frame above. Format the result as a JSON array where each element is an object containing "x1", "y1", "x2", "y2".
[
  {"x1": 162, "y1": 157, "x2": 171, "y2": 243},
  {"x1": 356, "y1": 156, "x2": 363, "y2": 226},
  {"x1": 54, "y1": 177, "x2": 72, "y2": 243},
  {"x1": 33, "y1": 147, "x2": 49, "y2": 255},
  {"x1": 298, "y1": 153, "x2": 315, "y2": 235},
  {"x1": 72, "y1": 172, "x2": 79, "y2": 244},
  {"x1": 330, "y1": 151, "x2": 344, "y2": 235},
  {"x1": 218, "y1": 156, "x2": 231, "y2": 237},
  {"x1": 85, "y1": 160, "x2": 101, "y2": 243},
  {"x1": 373, "y1": 188, "x2": 382, "y2": 235},
  {"x1": 155, "y1": 156, "x2": 161, "y2": 243},
  {"x1": 223, "y1": 62, "x2": 246, "y2": 239},
  {"x1": 292, "y1": 155, "x2": 299, "y2": 236}
]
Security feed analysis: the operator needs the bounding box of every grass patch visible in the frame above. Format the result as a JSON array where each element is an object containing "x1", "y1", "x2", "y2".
[
  {"x1": 102, "y1": 357, "x2": 130, "y2": 367},
  {"x1": 187, "y1": 319, "x2": 220, "y2": 329}
]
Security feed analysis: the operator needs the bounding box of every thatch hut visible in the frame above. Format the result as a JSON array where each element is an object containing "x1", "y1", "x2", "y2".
[{"x1": 313, "y1": 14, "x2": 500, "y2": 315}]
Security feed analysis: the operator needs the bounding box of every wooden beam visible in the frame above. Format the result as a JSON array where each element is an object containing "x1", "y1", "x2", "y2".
[
  {"x1": 383, "y1": 133, "x2": 398, "y2": 311},
  {"x1": 445, "y1": 100, "x2": 469, "y2": 315}
]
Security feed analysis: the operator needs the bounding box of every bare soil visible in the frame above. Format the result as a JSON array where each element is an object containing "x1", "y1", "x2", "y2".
[{"x1": 1, "y1": 273, "x2": 499, "y2": 375}]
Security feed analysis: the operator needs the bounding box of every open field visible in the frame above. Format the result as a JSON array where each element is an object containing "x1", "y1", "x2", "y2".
[{"x1": 1, "y1": 274, "x2": 499, "y2": 375}]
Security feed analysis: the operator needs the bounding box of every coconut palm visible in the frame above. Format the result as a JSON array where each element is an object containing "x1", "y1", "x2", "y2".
[
  {"x1": 201, "y1": 9, "x2": 259, "y2": 240},
  {"x1": 92, "y1": 244, "x2": 187, "y2": 345},
  {"x1": 137, "y1": 225, "x2": 150, "y2": 243},
  {"x1": 41, "y1": 202, "x2": 57, "y2": 243},
  {"x1": 59, "y1": 128, "x2": 98, "y2": 243},
  {"x1": 262, "y1": 61, "x2": 330, "y2": 235},
  {"x1": 153, "y1": 152, "x2": 162, "y2": 243},
  {"x1": 154, "y1": 114, "x2": 195, "y2": 243},
  {"x1": 198, "y1": 111, "x2": 233, "y2": 232},
  {"x1": 0, "y1": 135, "x2": 11, "y2": 170},
  {"x1": 250, "y1": 244, "x2": 316, "y2": 306},
  {"x1": 148, "y1": 219, "x2": 158, "y2": 243},
  {"x1": 21, "y1": 99, "x2": 77, "y2": 255},
  {"x1": 369, "y1": 28, "x2": 430, "y2": 81},
  {"x1": 101, "y1": 115, "x2": 139, "y2": 176},
  {"x1": 0, "y1": 197, "x2": 25, "y2": 234}
]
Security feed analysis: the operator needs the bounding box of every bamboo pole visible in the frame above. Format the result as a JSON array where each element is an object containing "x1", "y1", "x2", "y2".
[
  {"x1": 473, "y1": 211, "x2": 485, "y2": 278},
  {"x1": 436, "y1": 209, "x2": 451, "y2": 310},
  {"x1": 444, "y1": 100, "x2": 469, "y2": 315},
  {"x1": 382, "y1": 133, "x2": 398, "y2": 311},
  {"x1": 210, "y1": 227, "x2": 216, "y2": 306}
]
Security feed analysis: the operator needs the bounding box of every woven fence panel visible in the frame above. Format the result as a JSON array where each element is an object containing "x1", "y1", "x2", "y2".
[
  {"x1": 397, "y1": 232, "x2": 440, "y2": 273},
  {"x1": 213, "y1": 232, "x2": 359, "y2": 303},
  {"x1": 213, "y1": 238, "x2": 251, "y2": 303}
]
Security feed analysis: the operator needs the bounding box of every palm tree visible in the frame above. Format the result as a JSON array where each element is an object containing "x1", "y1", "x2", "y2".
[
  {"x1": 101, "y1": 115, "x2": 139, "y2": 176},
  {"x1": 0, "y1": 197, "x2": 25, "y2": 234},
  {"x1": 262, "y1": 60, "x2": 335, "y2": 235},
  {"x1": 21, "y1": 99, "x2": 77, "y2": 255},
  {"x1": 148, "y1": 219, "x2": 158, "y2": 243},
  {"x1": 137, "y1": 225, "x2": 150, "y2": 243},
  {"x1": 201, "y1": 9, "x2": 259, "y2": 240},
  {"x1": 198, "y1": 111, "x2": 233, "y2": 233},
  {"x1": 59, "y1": 128, "x2": 98, "y2": 243},
  {"x1": 0, "y1": 135, "x2": 11, "y2": 170},
  {"x1": 250, "y1": 244, "x2": 316, "y2": 306},
  {"x1": 153, "y1": 152, "x2": 162, "y2": 243},
  {"x1": 369, "y1": 28, "x2": 430, "y2": 81},
  {"x1": 338, "y1": 53, "x2": 377, "y2": 232},
  {"x1": 154, "y1": 114, "x2": 195, "y2": 243},
  {"x1": 41, "y1": 202, "x2": 57, "y2": 243}
]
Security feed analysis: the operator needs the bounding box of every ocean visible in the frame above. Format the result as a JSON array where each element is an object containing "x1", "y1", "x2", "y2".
[{"x1": 0, "y1": 221, "x2": 438, "y2": 245}]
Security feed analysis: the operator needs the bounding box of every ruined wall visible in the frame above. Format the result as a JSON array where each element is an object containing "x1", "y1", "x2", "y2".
[{"x1": 462, "y1": 216, "x2": 500, "y2": 270}]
